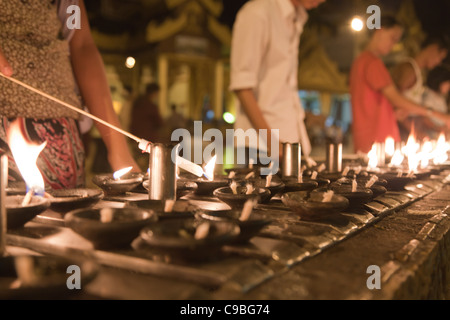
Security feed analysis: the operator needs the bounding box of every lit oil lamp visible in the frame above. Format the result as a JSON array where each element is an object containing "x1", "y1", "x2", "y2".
[
  {"x1": 4, "y1": 120, "x2": 50, "y2": 228},
  {"x1": 385, "y1": 136, "x2": 395, "y2": 164},
  {"x1": 427, "y1": 133, "x2": 450, "y2": 173},
  {"x1": 92, "y1": 167, "x2": 144, "y2": 195},
  {"x1": 192, "y1": 155, "x2": 228, "y2": 196},
  {"x1": 7, "y1": 121, "x2": 103, "y2": 216}
]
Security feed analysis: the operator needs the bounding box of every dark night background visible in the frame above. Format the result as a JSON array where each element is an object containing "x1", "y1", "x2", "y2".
[
  {"x1": 85, "y1": 0, "x2": 450, "y2": 35},
  {"x1": 219, "y1": 0, "x2": 450, "y2": 35}
]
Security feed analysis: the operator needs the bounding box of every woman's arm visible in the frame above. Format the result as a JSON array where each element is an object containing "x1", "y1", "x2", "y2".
[
  {"x1": 0, "y1": 46, "x2": 13, "y2": 76},
  {"x1": 383, "y1": 84, "x2": 450, "y2": 127},
  {"x1": 69, "y1": 0, "x2": 141, "y2": 172}
]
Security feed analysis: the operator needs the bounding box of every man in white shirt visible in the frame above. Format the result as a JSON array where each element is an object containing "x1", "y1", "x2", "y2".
[{"x1": 230, "y1": 0, "x2": 325, "y2": 167}]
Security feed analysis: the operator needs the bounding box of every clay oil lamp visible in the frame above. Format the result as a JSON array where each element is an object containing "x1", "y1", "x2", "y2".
[
  {"x1": 213, "y1": 182, "x2": 270, "y2": 210},
  {"x1": 194, "y1": 177, "x2": 229, "y2": 196},
  {"x1": 46, "y1": 188, "x2": 104, "y2": 214},
  {"x1": 361, "y1": 141, "x2": 413, "y2": 191},
  {"x1": 65, "y1": 207, "x2": 157, "y2": 250},
  {"x1": 4, "y1": 121, "x2": 51, "y2": 228},
  {"x1": 281, "y1": 190, "x2": 349, "y2": 221},
  {"x1": 0, "y1": 255, "x2": 98, "y2": 299},
  {"x1": 191, "y1": 156, "x2": 228, "y2": 196},
  {"x1": 330, "y1": 179, "x2": 373, "y2": 212},
  {"x1": 5, "y1": 196, "x2": 50, "y2": 229},
  {"x1": 6, "y1": 118, "x2": 102, "y2": 215},
  {"x1": 331, "y1": 175, "x2": 387, "y2": 199},
  {"x1": 427, "y1": 133, "x2": 450, "y2": 171},
  {"x1": 250, "y1": 174, "x2": 285, "y2": 202},
  {"x1": 138, "y1": 219, "x2": 240, "y2": 263},
  {"x1": 195, "y1": 199, "x2": 271, "y2": 243},
  {"x1": 233, "y1": 173, "x2": 285, "y2": 202},
  {"x1": 308, "y1": 163, "x2": 346, "y2": 182},
  {"x1": 282, "y1": 169, "x2": 319, "y2": 193},
  {"x1": 300, "y1": 163, "x2": 332, "y2": 186},
  {"x1": 377, "y1": 129, "x2": 450, "y2": 189},
  {"x1": 126, "y1": 199, "x2": 197, "y2": 220},
  {"x1": 92, "y1": 166, "x2": 144, "y2": 196},
  {"x1": 378, "y1": 171, "x2": 415, "y2": 191}
]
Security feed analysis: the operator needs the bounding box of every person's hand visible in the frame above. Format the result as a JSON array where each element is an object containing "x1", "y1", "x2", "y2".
[
  {"x1": 428, "y1": 110, "x2": 450, "y2": 129},
  {"x1": 443, "y1": 114, "x2": 450, "y2": 129},
  {"x1": 394, "y1": 108, "x2": 409, "y2": 122},
  {"x1": 107, "y1": 150, "x2": 142, "y2": 173},
  {"x1": 0, "y1": 46, "x2": 13, "y2": 76}
]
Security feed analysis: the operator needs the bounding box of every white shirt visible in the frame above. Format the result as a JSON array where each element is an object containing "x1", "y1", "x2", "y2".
[
  {"x1": 230, "y1": 0, "x2": 311, "y2": 156},
  {"x1": 423, "y1": 87, "x2": 448, "y2": 127}
]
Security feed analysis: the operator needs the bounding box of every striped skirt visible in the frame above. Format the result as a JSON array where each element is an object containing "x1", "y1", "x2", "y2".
[{"x1": 0, "y1": 117, "x2": 85, "y2": 189}]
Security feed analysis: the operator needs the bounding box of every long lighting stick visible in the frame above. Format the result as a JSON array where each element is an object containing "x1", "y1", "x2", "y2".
[{"x1": 0, "y1": 73, "x2": 203, "y2": 177}]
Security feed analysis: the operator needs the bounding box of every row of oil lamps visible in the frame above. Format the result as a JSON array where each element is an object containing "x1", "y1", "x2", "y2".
[{"x1": 1, "y1": 120, "x2": 449, "y2": 263}]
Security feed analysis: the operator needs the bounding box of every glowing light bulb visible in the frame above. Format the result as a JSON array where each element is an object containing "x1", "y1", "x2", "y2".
[
  {"x1": 125, "y1": 56, "x2": 136, "y2": 69},
  {"x1": 351, "y1": 17, "x2": 364, "y2": 31}
]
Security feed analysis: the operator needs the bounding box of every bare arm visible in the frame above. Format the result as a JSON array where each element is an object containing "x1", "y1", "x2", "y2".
[
  {"x1": 69, "y1": 1, "x2": 141, "y2": 171},
  {"x1": 382, "y1": 84, "x2": 450, "y2": 126},
  {"x1": 0, "y1": 46, "x2": 13, "y2": 76}
]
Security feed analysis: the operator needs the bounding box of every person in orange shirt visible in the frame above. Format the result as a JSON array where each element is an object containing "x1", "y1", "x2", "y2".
[{"x1": 349, "y1": 16, "x2": 450, "y2": 154}]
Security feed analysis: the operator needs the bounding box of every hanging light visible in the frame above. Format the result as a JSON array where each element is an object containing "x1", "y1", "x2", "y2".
[
  {"x1": 351, "y1": 17, "x2": 364, "y2": 32},
  {"x1": 125, "y1": 56, "x2": 136, "y2": 69}
]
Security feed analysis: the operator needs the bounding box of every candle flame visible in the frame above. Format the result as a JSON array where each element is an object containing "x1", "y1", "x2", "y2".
[
  {"x1": 385, "y1": 137, "x2": 395, "y2": 157},
  {"x1": 203, "y1": 155, "x2": 217, "y2": 181},
  {"x1": 176, "y1": 157, "x2": 204, "y2": 177},
  {"x1": 420, "y1": 140, "x2": 433, "y2": 169},
  {"x1": 6, "y1": 119, "x2": 46, "y2": 194},
  {"x1": 367, "y1": 144, "x2": 378, "y2": 169},
  {"x1": 113, "y1": 166, "x2": 133, "y2": 180},
  {"x1": 403, "y1": 127, "x2": 420, "y2": 173},
  {"x1": 390, "y1": 150, "x2": 404, "y2": 167},
  {"x1": 432, "y1": 133, "x2": 450, "y2": 165}
]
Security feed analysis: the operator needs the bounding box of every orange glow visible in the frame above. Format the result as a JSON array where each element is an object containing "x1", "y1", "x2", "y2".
[
  {"x1": 6, "y1": 119, "x2": 46, "y2": 194},
  {"x1": 390, "y1": 150, "x2": 404, "y2": 167},
  {"x1": 433, "y1": 133, "x2": 450, "y2": 165},
  {"x1": 403, "y1": 127, "x2": 420, "y2": 173},
  {"x1": 203, "y1": 155, "x2": 217, "y2": 181},
  {"x1": 385, "y1": 137, "x2": 395, "y2": 157},
  {"x1": 113, "y1": 166, "x2": 133, "y2": 180},
  {"x1": 367, "y1": 144, "x2": 378, "y2": 169}
]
